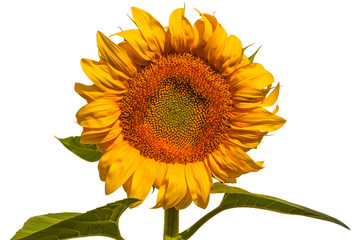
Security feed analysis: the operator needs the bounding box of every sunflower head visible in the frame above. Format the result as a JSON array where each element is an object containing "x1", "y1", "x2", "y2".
[{"x1": 75, "y1": 7, "x2": 286, "y2": 210}]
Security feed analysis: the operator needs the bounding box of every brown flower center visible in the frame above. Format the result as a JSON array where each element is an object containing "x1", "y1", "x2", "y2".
[{"x1": 120, "y1": 53, "x2": 231, "y2": 163}]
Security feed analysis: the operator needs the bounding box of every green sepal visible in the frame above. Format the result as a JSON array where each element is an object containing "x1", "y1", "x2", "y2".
[
  {"x1": 242, "y1": 43, "x2": 255, "y2": 52},
  {"x1": 248, "y1": 45, "x2": 262, "y2": 63},
  {"x1": 11, "y1": 198, "x2": 139, "y2": 240},
  {"x1": 57, "y1": 136, "x2": 103, "y2": 162},
  {"x1": 179, "y1": 183, "x2": 349, "y2": 239}
]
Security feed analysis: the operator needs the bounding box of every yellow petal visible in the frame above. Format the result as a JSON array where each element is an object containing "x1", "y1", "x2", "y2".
[
  {"x1": 229, "y1": 63, "x2": 274, "y2": 91},
  {"x1": 154, "y1": 163, "x2": 187, "y2": 209},
  {"x1": 205, "y1": 154, "x2": 237, "y2": 183},
  {"x1": 153, "y1": 161, "x2": 168, "y2": 189},
  {"x1": 104, "y1": 143, "x2": 141, "y2": 195},
  {"x1": 96, "y1": 134, "x2": 124, "y2": 153},
  {"x1": 169, "y1": 8, "x2": 194, "y2": 52},
  {"x1": 185, "y1": 162, "x2": 212, "y2": 208},
  {"x1": 231, "y1": 87, "x2": 270, "y2": 109},
  {"x1": 174, "y1": 191, "x2": 192, "y2": 210},
  {"x1": 97, "y1": 139, "x2": 128, "y2": 181},
  {"x1": 74, "y1": 83, "x2": 104, "y2": 103},
  {"x1": 80, "y1": 59, "x2": 128, "y2": 94},
  {"x1": 81, "y1": 121, "x2": 122, "y2": 144},
  {"x1": 202, "y1": 13, "x2": 228, "y2": 66},
  {"x1": 191, "y1": 11, "x2": 213, "y2": 57},
  {"x1": 211, "y1": 150, "x2": 244, "y2": 178},
  {"x1": 76, "y1": 97, "x2": 120, "y2": 128},
  {"x1": 272, "y1": 105, "x2": 280, "y2": 114},
  {"x1": 112, "y1": 29, "x2": 155, "y2": 61},
  {"x1": 261, "y1": 83, "x2": 280, "y2": 107},
  {"x1": 218, "y1": 35, "x2": 244, "y2": 76},
  {"x1": 231, "y1": 108, "x2": 286, "y2": 132},
  {"x1": 131, "y1": 7, "x2": 169, "y2": 56},
  {"x1": 226, "y1": 129, "x2": 267, "y2": 150},
  {"x1": 214, "y1": 145, "x2": 254, "y2": 174},
  {"x1": 221, "y1": 142, "x2": 264, "y2": 172},
  {"x1": 118, "y1": 41, "x2": 149, "y2": 66},
  {"x1": 97, "y1": 31, "x2": 137, "y2": 78},
  {"x1": 124, "y1": 157, "x2": 157, "y2": 208}
]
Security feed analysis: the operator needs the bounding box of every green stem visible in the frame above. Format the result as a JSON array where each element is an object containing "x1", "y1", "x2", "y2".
[
  {"x1": 163, "y1": 208, "x2": 179, "y2": 240},
  {"x1": 178, "y1": 206, "x2": 226, "y2": 240}
]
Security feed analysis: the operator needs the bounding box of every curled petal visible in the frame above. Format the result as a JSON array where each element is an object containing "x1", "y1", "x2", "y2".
[
  {"x1": 97, "y1": 31, "x2": 137, "y2": 78},
  {"x1": 169, "y1": 8, "x2": 194, "y2": 52},
  {"x1": 131, "y1": 7, "x2": 170, "y2": 56},
  {"x1": 112, "y1": 29, "x2": 156, "y2": 61}
]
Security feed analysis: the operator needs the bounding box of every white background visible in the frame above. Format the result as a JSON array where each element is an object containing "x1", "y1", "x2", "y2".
[{"x1": 1, "y1": 0, "x2": 359, "y2": 239}]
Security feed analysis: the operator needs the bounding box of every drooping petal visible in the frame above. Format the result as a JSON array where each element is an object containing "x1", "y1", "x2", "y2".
[
  {"x1": 97, "y1": 31, "x2": 137, "y2": 78},
  {"x1": 185, "y1": 161, "x2": 212, "y2": 208},
  {"x1": 131, "y1": 7, "x2": 169, "y2": 56},
  {"x1": 104, "y1": 143, "x2": 141, "y2": 194},
  {"x1": 169, "y1": 8, "x2": 194, "y2": 52},
  {"x1": 153, "y1": 161, "x2": 168, "y2": 189},
  {"x1": 154, "y1": 163, "x2": 187, "y2": 209},
  {"x1": 123, "y1": 156, "x2": 157, "y2": 207},
  {"x1": 97, "y1": 139, "x2": 128, "y2": 181},
  {"x1": 174, "y1": 191, "x2": 192, "y2": 210}
]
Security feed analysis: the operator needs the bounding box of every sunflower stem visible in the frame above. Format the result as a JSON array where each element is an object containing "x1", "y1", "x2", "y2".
[{"x1": 163, "y1": 207, "x2": 179, "y2": 240}]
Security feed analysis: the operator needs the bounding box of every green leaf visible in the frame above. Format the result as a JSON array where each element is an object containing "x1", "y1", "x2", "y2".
[
  {"x1": 179, "y1": 183, "x2": 349, "y2": 240},
  {"x1": 12, "y1": 198, "x2": 139, "y2": 240},
  {"x1": 57, "y1": 136, "x2": 103, "y2": 162},
  {"x1": 248, "y1": 45, "x2": 262, "y2": 63}
]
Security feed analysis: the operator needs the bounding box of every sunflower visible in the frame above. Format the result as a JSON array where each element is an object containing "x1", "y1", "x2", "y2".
[{"x1": 75, "y1": 7, "x2": 286, "y2": 210}]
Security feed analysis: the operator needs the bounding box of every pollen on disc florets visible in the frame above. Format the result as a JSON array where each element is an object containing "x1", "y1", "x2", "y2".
[{"x1": 120, "y1": 53, "x2": 232, "y2": 164}]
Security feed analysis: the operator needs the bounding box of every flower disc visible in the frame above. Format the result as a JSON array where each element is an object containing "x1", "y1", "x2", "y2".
[{"x1": 121, "y1": 53, "x2": 231, "y2": 164}]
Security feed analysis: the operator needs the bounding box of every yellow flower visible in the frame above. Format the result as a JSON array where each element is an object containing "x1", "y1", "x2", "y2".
[{"x1": 75, "y1": 7, "x2": 286, "y2": 210}]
